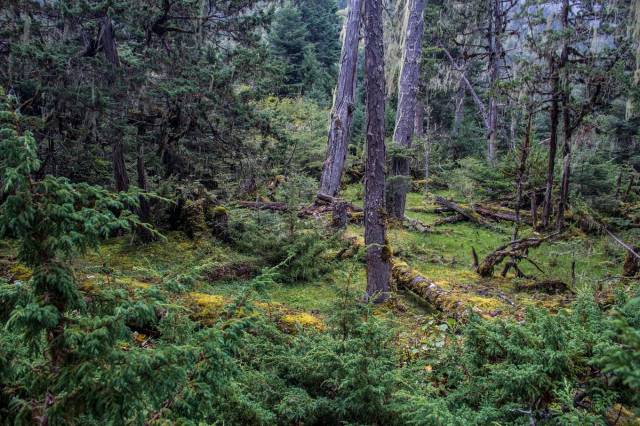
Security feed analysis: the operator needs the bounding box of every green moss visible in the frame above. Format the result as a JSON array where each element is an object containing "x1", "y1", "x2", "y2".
[
  {"x1": 9, "y1": 263, "x2": 32, "y2": 281},
  {"x1": 213, "y1": 205, "x2": 228, "y2": 216}
]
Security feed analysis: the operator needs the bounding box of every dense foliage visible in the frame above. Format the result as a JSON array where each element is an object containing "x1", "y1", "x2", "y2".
[{"x1": 1, "y1": 0, "x2": 640, "y2": 424}]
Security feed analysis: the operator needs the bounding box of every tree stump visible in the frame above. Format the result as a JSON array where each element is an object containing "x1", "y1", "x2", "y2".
[
  {"x1": 211, "y1": 206, "x2": 231, "y2": 242},
  {"x1": 332, "y1": 201, "x2": 349, "y2": 229}
]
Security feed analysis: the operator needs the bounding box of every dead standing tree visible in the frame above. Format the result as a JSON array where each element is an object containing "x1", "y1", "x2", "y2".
[
  {"x1": 387, "y1": 0, "x2": 426, "y2": 219},
  {"x1": 318, "y1": 0, "x2": 363, "y2": 198}
]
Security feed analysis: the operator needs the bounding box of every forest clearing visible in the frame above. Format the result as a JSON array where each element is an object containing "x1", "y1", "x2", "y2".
[{"x1": 1, "y1": 0, "x2": 640, "y2": 424}]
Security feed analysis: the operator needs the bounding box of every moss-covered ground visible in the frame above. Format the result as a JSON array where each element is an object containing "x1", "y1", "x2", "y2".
[{"x1": 0, "y1": 186, "x2": 631, "y2": 336}]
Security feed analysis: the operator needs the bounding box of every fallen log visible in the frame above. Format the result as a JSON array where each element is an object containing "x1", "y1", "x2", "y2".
[
  {"x1": 406, "y1": 206, "x2": 445, "y2": 214},
  {"x1": 316, "y1": 192, "x2": 363, "y2": 212},
  {"x1": 473, "y1": 205, "x2": 532, "y2": 225},
  {"x1": 435, "y1": 197, "x2": 490, "y2": 227},
  {"x1": 431, "y1": 198, "x2": 533, "y2": 226},
  {"x1": 404, "y1": 216, "x2": 432, "y2": 233},
  {"x1": 473, "y1": 232, "x2": 561, "y2": 278},
  {"x1": 515, "y1": 279, "x2": 573, "y2": 295},
  {"x1": 391, "y1": 259, "x2": 467, "y2": 317},
  {"x1": 433, "y1": 213, "x2": 466, "y2": 226},
  {"x1": 434, "y1": 207, "x2": 455, "y2": 214}
]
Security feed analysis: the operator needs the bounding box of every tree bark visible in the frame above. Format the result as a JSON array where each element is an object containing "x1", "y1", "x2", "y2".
[
  {"x1": 364, "y1": 0, "x2": 390, "y2": 303},
  {"x1": 485, "y1": 0, "x2": 502, "y2": 165},
  {"x1": 414, "y1": 97, "x2": 424, "y2": 139},
  {"x1": 555, "y1": 100, "x2": 572, "y2": 230},
  {"x1": 512, "y1": 114, "x2": 532, "y2": 241},
  {"x1": 113, "y1": 139, "x2": 129, "y2": 192},
  {"x1": 542, "y1": 57, "x2": 560, "y2": 228},
  {"x1": 388, "y1": 0, "x2": 426, "y2": 219},
  {"x1": 554, "y1": 0, "x2": 571, "y2": 231},
  {"x1": 332, "y1": 201, "x2": 349, "y2": 229},
  {"x1": 452, "y1": 78, "x2": 466, "y2": 138},
  {"x1": 99, "y1": 15, "x2": 120, "y2": 67},
  {"x1": 318, "y1": 0, "x2": 362, "y2": 197},
  {"x1": 136, "y1": 141, "x2": 155, "y2": 242}
]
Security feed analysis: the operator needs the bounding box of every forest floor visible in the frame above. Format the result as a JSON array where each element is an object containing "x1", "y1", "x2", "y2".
[{"x1": 0, "y1": 186, "x2": 627, "y2": 345}]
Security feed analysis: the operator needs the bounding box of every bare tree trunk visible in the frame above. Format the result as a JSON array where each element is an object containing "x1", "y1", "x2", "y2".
[
  {"x1": 414, "y1": 97, "x2": 424, "y2": 139},
  {"x1": 555, "y1": 0, "x2": 571, "y2": 231},
  {"x1": 452, "y1": 78, "x2": 466, "y2": 138},
  {"x1": 556, "y1": 98, "x2": 572, "y2": 230},
  {"x1": 319, "y1": 0, "x2": 362, "y2": 197},
  {"x1": 542, "y1": 57, "x2": 560, "y2": 228},
  {"x1": 511, "y1": 113, "x2": 532, "y2": 242},
  {"x1": 509, "y1": 107, "x2": 518, "y2": 150},
  {"x1": 388, "y1": 0, "x2": 426, "y2": 219},
  {"x1": 531, "y1": 189, "x2": 538, "y2": 229},
  {"x1": 442, "y1": 48, "x2": 493, "y2": 152},
  {"x1": 486, "y1": 0, "x2": 502, "y2": 165},
  {"x1": 20, "y1": 10, "x2": 31, "y2": 43},
  {"x1": 422, "y1": 99, "x2": 431, "y2": 193},
  {"x1": 113, "y1": 139, "x2": 129, "y2": 192},
  {"x1": 364, "y1": 0, "x2": 390, "y2": 303}
]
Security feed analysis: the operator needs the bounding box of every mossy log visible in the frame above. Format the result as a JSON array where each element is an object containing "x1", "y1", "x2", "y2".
[
  {"x1": 403, "y1": 216, "x2": 432, "y2": 233},
  {"x1": 515, "y1": 279, "x2": 572, "y2": 294},
  {"x1": 433, "y1": 213, "x2": 466, "y2": 226},
  {"x1": 435, "y1": 197, "x2": 490, "y2": 227},
  {"x1": 432, "y1": 199, "x2": 531, "y2": 226},
  {"x1": 473, "y1": 204, "x2": 532, "y2": 225},
  {"x1": 315, "y1": 192, "x2": 363, "y2": 212},
  {"x1": 391, "y1": 259, "x2": 467, "y2": 317}
]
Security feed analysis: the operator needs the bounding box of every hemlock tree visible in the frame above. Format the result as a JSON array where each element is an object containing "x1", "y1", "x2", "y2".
[
  {"x1": 364, "y1": 0, "x2": 390, "y2": 302},
  {"x1": 387, "y1": 0, "x2": 426, "y2": 219},
  {"x1": 319, "y1": 0, "x2": 363, "y2": 197},
  {"x1": 269, "y1": 4, "x2": 311, "y2": 96},
  {"x1": 0, "y1": 88, "x2": 159, "y2": 421}
]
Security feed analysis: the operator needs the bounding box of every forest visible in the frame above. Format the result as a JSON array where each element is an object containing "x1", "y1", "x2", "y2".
[{"x1": 0, "y1": 0, "x2": 639, "y2": 424}]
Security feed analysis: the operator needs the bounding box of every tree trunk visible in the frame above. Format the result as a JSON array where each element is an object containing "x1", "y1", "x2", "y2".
[
  {"x1": 485, "y1": 0, "x2": 502, "y2": 165},
  {"x1": 364, "y1": 0, "x2": 390, "y2": 303},
  {"x1": 542, "y1": 57, "x2": 560, "y2": 228},
  {"x1": 555, "y1": 0, "x2": 571, "y2": 231},
  {"x1": 555, "y1": 101, "x2": 572, "y2": 230},
  {"x1": 332, "y1": 201, "x2": 349, "y2": 229},
  {"x1": 113, "y1": 139, "x2": 129, "y2": 192},
  {"x1": 414, "y1": 97, "x2": 424, "y2": 139},
  {"x1": 136, "y1": 141, "x2": 155, "y2": 242},
  {"x1": 318, "y1": 0, "x2": 362, "y2": 198},
  {"x1": 531, "y1": 189, "x2": 538, "y2": 230},
  {"x1": 99, "y1": 15, "x2": 120, "y2": 67},
  {"x1": 388, "y1": 0, "x2": 426, "y2": 219},
  {"x1": 452, "y1": 78, "x2": 465, "y2": 138},
  {"x1": 512, "y1": 114, "x2": 532, "y2": 241}
]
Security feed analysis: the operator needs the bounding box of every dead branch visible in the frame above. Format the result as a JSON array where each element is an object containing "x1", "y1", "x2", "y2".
[{"x1": 474, "y1": 232, "x2": 561, "y2": 277}]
